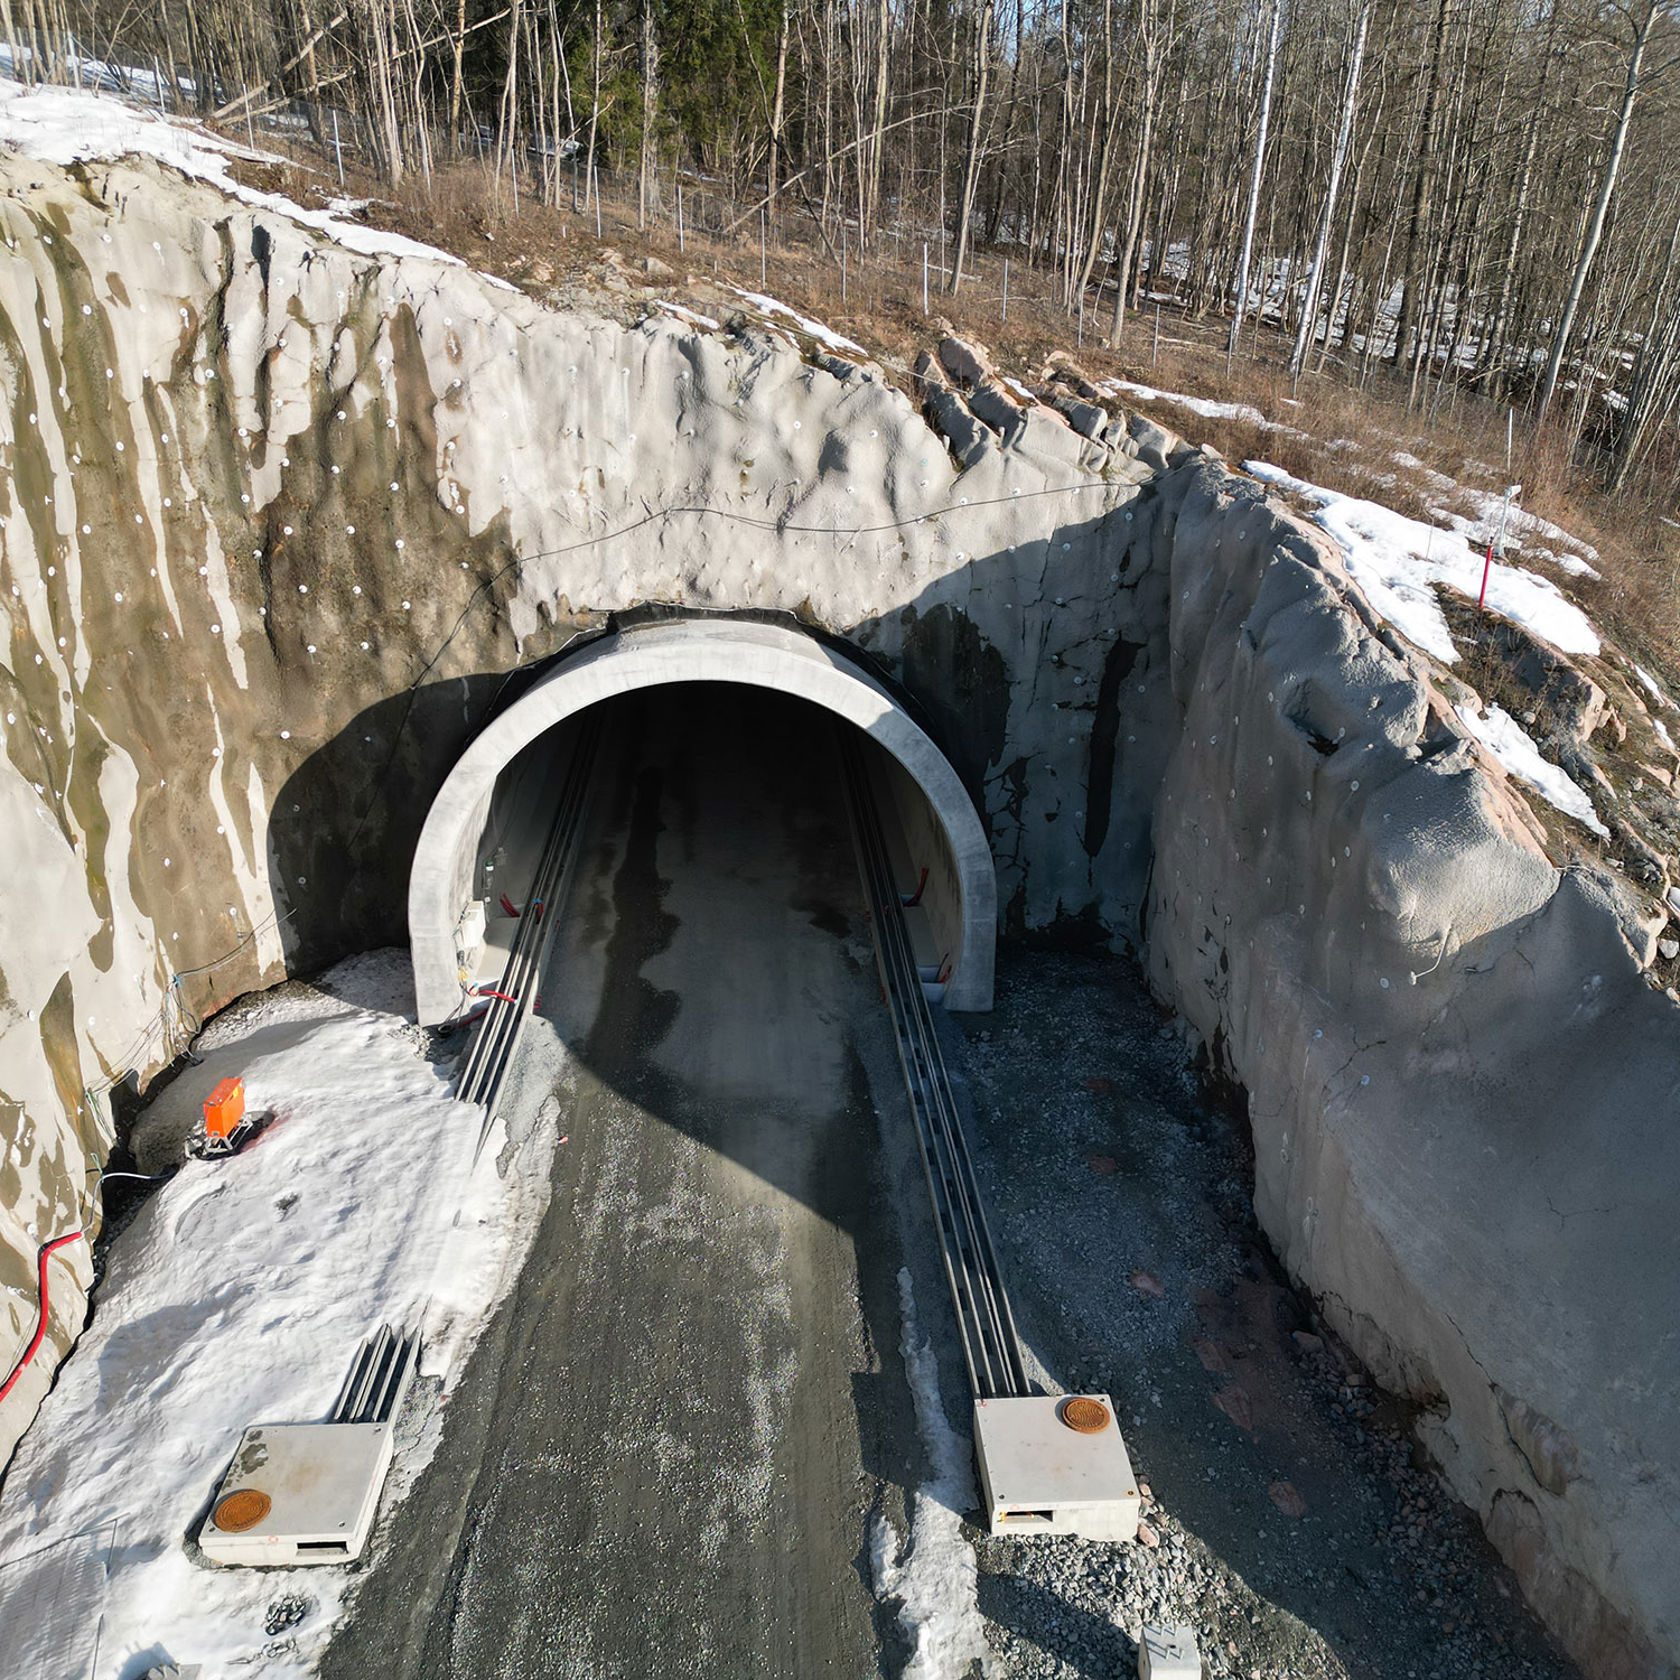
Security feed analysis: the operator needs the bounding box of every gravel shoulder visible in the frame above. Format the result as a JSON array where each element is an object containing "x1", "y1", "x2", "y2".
[{"x1": 956, "y1": 949, "x2": 1581, "y2": 1680}]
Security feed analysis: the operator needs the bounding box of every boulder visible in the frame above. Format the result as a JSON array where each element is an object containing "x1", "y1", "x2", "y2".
[
  {"x1": 1488, "y1": 619, "x2": 1611, "y2": 745},
  {"x1": 1047, "y1": 391, "x2": 1108, "y2": 439},
  {"x1": 937, "y1": 334, "x2": 995, "y2": 390}
]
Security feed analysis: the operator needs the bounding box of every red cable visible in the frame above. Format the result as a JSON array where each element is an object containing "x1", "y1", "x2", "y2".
[
  {"x1": 0, "y1": 1232, "x2": 85, "y2": 1406},
  {"x1": 473, "y1": 987, "x2": 518, "y2": 1004}
]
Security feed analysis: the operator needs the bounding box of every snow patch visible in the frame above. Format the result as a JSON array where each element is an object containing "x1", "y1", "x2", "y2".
[
  {"x1": 1533, "y1": 547, "x2": 1602, "y2": 581},
  {"x1": 869, "y1": 1266, "x2": 990, "y2": 1679},
  {"x1": 1633, "y1": 665, "x2": 1671, "y2": 708},
  {"x1": 1384, "y1": 455, "x2": 1602, "y2": 577},
  {"x1": 1245, "y1": 460, "x2": 1601, "y2": 664},
  {"x1": 652, "y1": 299, "x2": 721, "y2": 331},
  {"x1": 1435, "y1": 488, "x2": 1602, "y2": 576},
  {"x1": 724, "y1": 286, "x2": 865, "y2": 355},
  {"x1": 0, "y1": 82, "x2": 465, "y2": 269},
  {"x1": 1106, "y1": 379, "x2": 1268, "y2": 426},
  {"x1": 1455, "y1": 704, "x2": 1609, "y2": 837},
  {"x1": 0, "y1": 951, "x2": 553, "y2": 1679}
]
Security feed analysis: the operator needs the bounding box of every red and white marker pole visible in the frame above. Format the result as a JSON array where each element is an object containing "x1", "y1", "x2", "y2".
[{"x1": 1478, "y1": 483, "x2": 1521, "y2": 612}]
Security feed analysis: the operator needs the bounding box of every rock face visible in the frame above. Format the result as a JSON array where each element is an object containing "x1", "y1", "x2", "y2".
[
  {"x1": 0, "y1": 146, "x2": 1176, "y2": 1450},
  {"x1": 0, "y1": 147, "x2": 1675, "y2": 1678},
  {"x1": 1143, "y1": 472, "x2": 1680, "y2": 1678}
]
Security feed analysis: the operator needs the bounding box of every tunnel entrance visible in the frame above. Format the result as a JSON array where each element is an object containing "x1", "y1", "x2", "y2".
[
  {"x1": 408, "y1": 617, "x2": 996, "y2": 1023},
  {"x1": 335, "y1": 666, "x2": 963, "y2": 1676},
  {"x1": 332, "y1": 631, "x2": 1113, "y2": 1678}
]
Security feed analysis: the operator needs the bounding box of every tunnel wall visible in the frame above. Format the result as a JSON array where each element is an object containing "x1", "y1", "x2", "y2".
[
  {"x1": 0, "y1": 144, "x2": 1676, "y2": 1679},
  {"x1": 871, "y1": 746, "x2": 966, "y2": 990},
  {"x1": 452, "y1": 787, "x2": 495, "y2": 960},
  {"x1": 463, "y1": 725, "x2": 582, "y2": 981}
]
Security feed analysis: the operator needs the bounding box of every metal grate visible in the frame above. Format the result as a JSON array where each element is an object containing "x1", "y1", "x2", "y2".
[{"x1": 0, "y1": 1525, "x2": 111, "y2": 1680}]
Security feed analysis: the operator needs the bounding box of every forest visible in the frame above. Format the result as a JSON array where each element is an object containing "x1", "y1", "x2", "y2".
[{"x1": 6, "y1": 0, "x2": 1680, "y2": 508}]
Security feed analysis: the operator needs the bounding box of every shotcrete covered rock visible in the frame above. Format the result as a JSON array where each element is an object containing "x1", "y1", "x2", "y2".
[
  {"x1": 1145, "y1": 464, "x2": 1680, "y2": 1680},
  {"x1": 0, "y1": 149, "x2": 1176, "y2": 1462},
  {"x1": 0, "y1": 141, "x2": 1674, "y2": 1680}
]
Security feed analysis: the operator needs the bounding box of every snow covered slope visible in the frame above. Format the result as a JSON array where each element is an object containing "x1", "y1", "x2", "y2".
[{"x1": 0, "y1": 952, "x2": 554, "y2": 1678}]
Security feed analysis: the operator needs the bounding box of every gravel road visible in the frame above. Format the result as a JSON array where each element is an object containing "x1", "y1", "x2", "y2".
[{"x1": 321, "y1": 687, "x2": 925, "y2": 1679}]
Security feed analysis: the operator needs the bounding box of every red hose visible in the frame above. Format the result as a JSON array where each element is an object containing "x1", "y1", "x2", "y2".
[{"x1": 0, "y1": 1232, "x2": 85, "y2": 1406}]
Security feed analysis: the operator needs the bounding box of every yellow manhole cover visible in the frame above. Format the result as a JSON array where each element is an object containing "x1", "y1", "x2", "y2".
[
  {"x1": 1060, "y1": 1396, "x2": 1111, "y2": 1434},
  {"x1": 213, "y1": 1488, "x2": 272, "y2": 1532}
]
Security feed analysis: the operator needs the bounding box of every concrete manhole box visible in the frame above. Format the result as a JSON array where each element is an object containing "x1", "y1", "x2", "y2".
[
  {"x1": 199, "y1": 1422, "x2": 393, "y2": 1566},
  {"x1": 974, "y1": 1393, "x2": 1142, "y2": 1541}
]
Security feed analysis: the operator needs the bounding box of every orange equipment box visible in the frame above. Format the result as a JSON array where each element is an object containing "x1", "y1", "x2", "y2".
[{"x1": 204, "y1": 1077, "x2": 245, "y2": 1140}]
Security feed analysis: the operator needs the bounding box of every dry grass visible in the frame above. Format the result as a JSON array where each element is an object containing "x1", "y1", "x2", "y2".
[{"x1": 216, "y1": 124, "x2": 1680, "y2": 689}]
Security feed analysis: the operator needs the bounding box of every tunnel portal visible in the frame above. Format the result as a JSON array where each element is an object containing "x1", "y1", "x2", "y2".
[{"x1": 408, "y1": 617, "x2": 997, "y2": 1023}]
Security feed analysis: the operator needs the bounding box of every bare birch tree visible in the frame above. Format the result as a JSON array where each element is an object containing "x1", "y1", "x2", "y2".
[
  {"x1": 1536, "y1": 0, "x2": 1667, "y2": 422},
  {"x1": 1227, "y1": 0, "x2": 1282, "y2": 362},
  {"x1": 1287, "y1": 0, "x2": 1369, "y2": 376}
]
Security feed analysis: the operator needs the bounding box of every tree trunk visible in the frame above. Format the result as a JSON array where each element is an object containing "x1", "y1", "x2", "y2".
[
  {"x1": 866, "y1": 0, "x2": 891, "y2": 241},
  {"x1": 587, "y1": 0, "x2": 602, "y2": 207},
  {"x1": 1288, "y1": 0, "x2": 1370, "y2": 376},
  {"x1": 497, "y1": 0, "x2": 523, "y2": 199},
  {"x1": 767, "y1": 0, "x2": 790, "y2": 232},
  {"x1": 638, "y1": 0, "x2": 659, "y2": 226},
  {"x1": 1535, "y1": 0, "x2": 1657, "y2": 423},
  {"x1": 1610, "y1": 207, "x2": 1680, "y2": 488},
  {"x1": 1391, "y1": 0, "x2": 1451, "y2": 369},
  {"x1": 1110, "y1": 3, "x2": 1165, "y2": 344},
  {"x1": 951, "y1": 0, "x2": 994, "y2": 291},
  {"x1": 448, "y1": 0, "x2": 467, "y2": 153},
  {"x1": 1227, "y1": 0, "x2": 1280, "y2": 359},
  {"x1": 369, "y1": 0, "x2": 404, "y2": 186}
]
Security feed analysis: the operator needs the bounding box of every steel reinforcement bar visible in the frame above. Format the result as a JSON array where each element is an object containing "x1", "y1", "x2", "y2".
[
  {"x1": 457, "y1": 717, "x2": 600, "y2": 1147},
  {"x1": 840, "y1": 731, "x2": 1030, "y2": 1401}
]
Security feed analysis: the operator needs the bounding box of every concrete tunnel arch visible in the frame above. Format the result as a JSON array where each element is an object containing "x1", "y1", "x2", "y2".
[{"x1": 408, "y1": 617, "x2": 997, "y2": 1024}]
